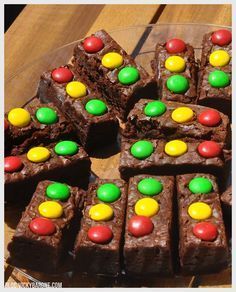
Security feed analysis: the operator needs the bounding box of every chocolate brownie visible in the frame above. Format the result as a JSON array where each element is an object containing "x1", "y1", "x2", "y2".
[
  {"x1": 5, "y1": 140, "x2": 91, "y2": 202},
  {"x1": 119, "y1": 137, "x2": 225, "y2": 180},
  {"x1": 221, "y1": 185, "x2": 232, "y2": 206},
  {"x1": 197, "y1": 30, "x2": 232, "y2": 117},
  {"x1": 72, "y1": 30, "x2": 157, "y2": 121},
  {"x1": 176, "y1": 173, "x2": 228, "y2": 274},
  {"x1": 5, "y1": 97, "x2": 74, "y2": 155},
  {"x1": 123, "y1": 99, "x2": 230, "y2": 146},
  {"x1": 38, "y1": 65, "x2": 119, "y2": 152},
  {"x1": 151, "y1": 41, "x2": 198, "y2": 103},
  {"x1": 7, "y1": 180, "x2": 85, "y2": 273},
  {"x1": 74, "y1": 178, "x2": 127, "y2": 275},
  {"x1": 124, "y1": 175, "x2": 174, "y2": 275}
]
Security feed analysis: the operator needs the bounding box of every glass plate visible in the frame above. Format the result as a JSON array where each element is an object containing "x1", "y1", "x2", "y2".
[{"x1": 5, "y1": 23, "x2": 232, "y2": 288}]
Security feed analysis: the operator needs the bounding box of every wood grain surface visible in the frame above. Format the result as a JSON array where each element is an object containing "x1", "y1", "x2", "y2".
[{"x1": 4, "y1": 3, "x2": 232, "y2": 288}]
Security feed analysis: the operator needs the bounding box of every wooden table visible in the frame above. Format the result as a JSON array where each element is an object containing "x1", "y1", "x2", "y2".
[{"x1": 5, "y1": 4, "x2": 232, "y2": 288}]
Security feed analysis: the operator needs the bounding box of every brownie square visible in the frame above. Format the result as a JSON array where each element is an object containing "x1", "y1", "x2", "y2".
[
  {"x1": 151, "y1": 42, "x2": 198, "y2": 104},
  {"x1": 5, "y1": 96, "x2": 74, "y2": 155},
  {"x1": 38, "y1": 65, "x2": 119, "y2": 152},
  {"x1": 197, "y1": 31, "x2": 232, "y2": 117},
  {"x1": 74, "y1": 178, "x2": 127, "y2": 276},
  {"x1": 7, "y1": 180, "x2": 85, "y2": 273},
  {"x1": 124, "y1": 175, "x2": 174, "y2": 275},
  {"x1": 119, "y1": 137, "x2": 225, "y2": 180},
  {"x1": 72, "y1": 30, "x2": 157, "y2": 121},
  {"x1": 123, "y1": 99, "x2": 230, "y2": 146},
  {"x1": 176, "y1": 173, "x2": 228, "y2": 274}
]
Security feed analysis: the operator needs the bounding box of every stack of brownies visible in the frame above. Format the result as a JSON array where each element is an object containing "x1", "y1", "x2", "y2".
[{"x1": 5, "y1": 29, "x2": 232, "y2": 277}]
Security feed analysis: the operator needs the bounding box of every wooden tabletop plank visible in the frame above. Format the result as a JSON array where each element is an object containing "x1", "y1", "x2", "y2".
[
  {"x1": 5, "y1": 4, "x2": 159, "y2": 80},
  {"x1": 158, "y1": 4, "x2": 231, "y2": 26}
]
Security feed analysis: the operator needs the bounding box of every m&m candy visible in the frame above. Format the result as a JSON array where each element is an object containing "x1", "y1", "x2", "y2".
[
  {"x1": 137, "y1": 178, "x2": 163, "y2": 196},
  {"x1": 4, "y1": 156, "x2": 23, "y2": 173},
  {"x1": 211, "y1": 29, "x2": 232, "y2": 46},
  {"x1": 118, "y1": 66, "x2": 140, "y2": 85},
  {"x1": 165, "y1": 56, "x2": 186, "y2": 73},
  {"x1": 135, "y1": 198, "x2": 159, "y2": 217},
  {"x1": 89, "y1": 203, "x2": 114, "y2": 221},
  {"x1": 188, "y1": 202, "x2": 212, "y2": 220},
  {"x1": 54, "y1": 141, "x2": 78, "y2": 156},
  {"x1": 46, "y1": 182, "x2": 71, "y2": 201},
  {"x1": 144, "y1": 101, "x2": 166, "y2": 117},
  {"x1": 166, "y1": 38, "x2": 186, "y2": 53},
  {"x1": 198, "y1": 109, "x2": 221, "y2": 127},
  {"x1": 166, "y1": 75, "x2": 189, "y2": 94},
  {"x1": 83, "y1": 36, "x2": 104, "y2": 53},
  {"x1": 51, "y1": 67, "x2": 73, "y2": 83},
  {"x1": 209, "y1": 50, "x2": 230, "y2": 67},
  {"x1": 165, "y1": 140, "x2": 188, "y2": 157},
  {"x1": 38, "y1": 201, "x2": 63, "y2": 219},
  {"x1": 128, "y1": 215, "x2": 154, "y2": 237},
  {"x1": 36, "y1": 107, "x2": 58, "y2": 125},
  {"x1": 8, "y1": 108, "x2": 31, "y2": 127},
  {"x1": 88, "y1": 225, "x2": 113, "y2": 244},
  {"x1": 171, "y1": 106, "x2": 194, "y2": 123},
  {"x1": 193, "y1": 222, "x2": 218, "y2": 241},
  {"x1": 85, "y1": 99, "x2": 107, "y2": 116},
  {"x1": 198, "y1": 141, "x2": 221, "y2": 158},
  {"x1": 27, "y1": 147, "x2": 51, "y2": 163},
  {"x1": 66, "y1": 81, "x2": 87, "y2": 98},
  {"x1": 130, "y1": 140, "x2": 154, "y2": 160},
  {"x1": 29, "y1": 217, "x2": 56, "y2": 236},
  {"x1": 102, "y1": 52, "x2": 123, "y2": 69},
  {"x1": 189, "y1": 177, "x2": 213, "y2": 194},
  {"x1": 208, "y1": 70, "x2": 230, "y2": 88},
  {"x1": 97, "y1": 183, "x2": 121, "y2": 203}
]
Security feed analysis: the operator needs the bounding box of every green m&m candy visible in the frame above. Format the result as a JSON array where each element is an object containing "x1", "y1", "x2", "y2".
[
  {"x1": 208, "y1": 70, "x2": 230, "y2": 88},
  {"x1": 144, "y1": 101, "x2": 166, "y2": 117},
  {"x1": 54, "y1": 141, "x2": 78, "y2": 156},
  {"x1": 97, "y1": 183, "x2": 121, "y2": 203},
  {"x1": 138, "y1": 178, "x2": 163, "y2": 196},
  {"x1": 130, "y1": 140, "x2": 154, "y2": 159},
  {"x1": 118, "y1": 66, "x2": 140, "y2": 85},
  {"x1": 166, "y1": 75, "x2": 189, "y2": 93},
  {"x1": 36, "y1": 107, "x2": 58, "y2": 125},
  {"x1": 189, "y1": 177, "x2": 213, "y2": 194},
  {"x1": 85, "y1": 99, "x2": 107, "y2": 116},
  {"x1": 46, "y1": 182, "x2": 70, "y2": 201}
]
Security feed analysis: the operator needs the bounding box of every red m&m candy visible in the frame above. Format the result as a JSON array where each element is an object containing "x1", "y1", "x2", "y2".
[
  {"x1": 51, "y1": 67, "x2": 73, "y2": 83},
  {"x1": 83, "y1": 36, "x2": 104, "y2": 53},
  {"x1": 211, "y1": 29, "x2": 232, "y2": 46},
  {"x1": 193, "y1": 222, "x2": 218, "y2": 241},
  {"x1": 166, "y1": 38, "x2": 186, "y2": 53},
  {"x1": 4, "y1": 156, "x2": 23, "y2": 173},
  {"x1": 88, "y1": 225, "x2": 113, "y2": 244},
  {"x1": 198, "y1": 141, "x2": 221, "y2": 158},
  {"x1": 29, "y1": 217, "x2": 56, "y2": 236},
  {"x1": 198, "y1": 109, "x2": 221, "y2": 127},
  {"x1": 128, "y1": 215, "x2": 154, "y2": 237}
]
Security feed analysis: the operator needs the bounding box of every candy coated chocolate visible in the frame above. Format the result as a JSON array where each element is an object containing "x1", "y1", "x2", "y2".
[
  {"x1": 36, "y1": 107, "x2": 58, "y2": 125},
  {"x1": 137, "y1": 177, "x2": 163, "y2": 196},
  {"x1": 197, "y1": 109, "x2": 221, "y2": 127},
  {"x1": 166, "y1": 38, "x2": 186, "y2": 53},
  {"x1": 128, "y1": 215, "x2": 154, "y2": 237},
  {"x1": 198, "y1": 141, "x2": 221, "y2": 158},
  {"x1": 88, "y1": 225, "x2": 113, "y2": 244},
  {"x1": 118, "y1": 66, "x2": 140, "y2": 85},
  {"x1": 54, "y1": 141, "x2": 78, "y2": 156},
  {"x1": 211, "y1": 29, "x2": 232, "y2": 46},
  {"x1": 29, "y1": 217, "x2": 56, "y2": 236},
  {"x1": 144, "y1": 101, "x2": 166, "y2": 117},
  {"x1": 97, "y1": 183, "x2": 121, "y2": 203},
  {"x1": 83, "y1": 36, "x2": 104, "y2": 53},
  {"x1": 188, "y1": 177, "x2": 213, "y2": 194},
  {"x1": 4, "y1": 156, "x2": 23, "y2": 173},
  {"x1": 51, "y1": 67, "x2": 73, "y2": 83},
  {"x1": 193, "y1": 221, "x2": 218, "y2": 241},
  {"x1": 130, "y1": 140, "x2": 154, "y2": 159},
  {"x1": 46, "y1": 182, "x2": 70, "y2": 201}
]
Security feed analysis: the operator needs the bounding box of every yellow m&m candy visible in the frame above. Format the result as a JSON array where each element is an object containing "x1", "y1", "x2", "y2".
[
  {"x1": 135, "y1": 198, "x2": 159, "y2": 217},
  {"x1": 165, "y1": 56, "x2": 186, "y2": 73},
  {"x1": 8, "y1": 108, "x2": 31, "y2": 127},
  {"x1": 171, "y1": 107, "x2": 194, "y2": 123},
  {"x1": 102, "y1": 52, "x2": 123, "y2": 69},
  {"x1": 66, "y1": 81, "x2": 87, "y2": 98},
  {"x1": 89, "y1": 203, "x2": 114, "y2": 221},
  {"x1": 165, "y1": 140, "x2": 187, "y2": 157},
  {"x1": 27, "y1": 147, "x2": 51, "y2": 163},
  {"x1": 38, "y1": 201, "x2": 63, "y2": 218},
  {"x1": 209, "y1": 50, "x2": 230, "y2": 67},
  {"x1": 188, "y1": 202, "x2": 212, "y2": 220}
]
